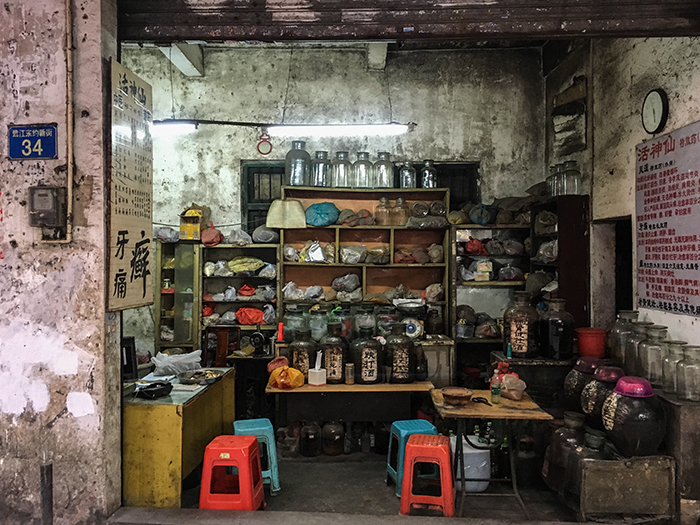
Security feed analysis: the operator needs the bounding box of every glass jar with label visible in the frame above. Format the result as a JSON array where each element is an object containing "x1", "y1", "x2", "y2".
[
  {"x1": 310, "y1": 150, "x2": 332, "y2": 187},
  {"x1": 392, "y1": 197, "x2": 410, "y2": 226},
  {"x1": 332, "y1": 151, "x2": 352, "y2": 188},
  {"x1": 503, "y1": 291, "x2": 539, "y2": 358},
  {"x1": 375, "y1": 197, "x2": 392, "y2": 226},
  {"x1": 399, "y1": 161, "x2": 417, "y2": 189},
  {"x1": 385, "y1": 323, "x2": 415, "y2": 383},
  {"x1": 662, "y1": 340, "x2": 687, "y2": 394},
  {"x1": 320, "y1": 322, "x2": 348, "y2": 384},
  {"x1": 374, "y1": 152, "x2": 394, "y2": 188},
  {"x1": 285, "y1": 140, "x2": 310, "y2": 186},
  {"x1": 351, "y1": 327, "x2": 384, "y2": 384},
  {"x1": 290, "y1": 329, "x2": 317, "y2": 383},
  {"x1": 353, "y1": 152, "x2": 373, "y2": 188},
  {"x1": 420, "y1": 159, "x2": 437, "y2": 188},
  {"x1": 638, "y1": 325, "x2": 668, "y2": 386}
]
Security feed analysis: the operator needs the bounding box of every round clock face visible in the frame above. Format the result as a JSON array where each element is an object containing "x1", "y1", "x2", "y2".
[{"x1": 642, "y1": 88, "x2": 669, "y2": 134}]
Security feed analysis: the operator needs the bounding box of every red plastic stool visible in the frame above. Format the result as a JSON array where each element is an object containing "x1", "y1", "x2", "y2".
[
  {"x1": 199, "y1": 435, "x2": 265, "y2": 510},
  {"x1": 400, "y1": 434, "x2": 454, "y2": 517}
]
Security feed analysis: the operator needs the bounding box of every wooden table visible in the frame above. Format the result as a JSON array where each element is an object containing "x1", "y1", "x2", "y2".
[
  {"x1": 431, "y1": 388, "x2": 553, "y2": 519},
  {"x1": 267, "y1": 381, "x2": 434, "y2": 422},
  {"x1": 122, "y1": 368, "x2": 235, "y2": 507}
]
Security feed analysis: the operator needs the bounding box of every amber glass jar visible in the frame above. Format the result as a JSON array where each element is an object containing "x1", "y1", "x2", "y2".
[
  {"x1": 320, "y1": 322, "x2": 348, "y2": 384},
  {"x1": 351, "y1": 327, "x2": 384, "y2": 384},
  {"x1": 300, "y1": 421, "x2": 323, "y2": 457},
  {"x1": 392, "y1": 197, "x2": 410, "y2": 226},
  {"x1": 538, "y1": 298, "x2": 574, "y2": 360},
  {"x1": 290, "y1": 329, "x2": 318, "y2": 383},
  {"x1": 503, "y1": 291, "x2": 539, "y2": 358},
  {"x1": 375, "y1": 197, "x2": 391, "y2": 226},
  {"x1": 322, "y1": 421, "x2": 345, "y2": 456},
  {"x1": 385, "y1": 323, "x2": 415, "y2": 383}
]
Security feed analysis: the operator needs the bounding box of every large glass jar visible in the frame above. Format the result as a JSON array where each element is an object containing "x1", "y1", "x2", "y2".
[
  {"x1": 322, "y1": 421, "x2": 345, "y2": 456},
  {"x1": 503, "y1": 291, "x2": 539, "y2": 358},
  {"x1": 290, "y1": 329, "x2": 318, "y2": 382},
  {"x1": 677, "y1": 345, "x2": 700, "y2": 401},
  {"x1": 374, "y1": 152, "x2": 394, "y2": 188},
  {"x1": 332, "y1": 151, "x2": 352, "y2": 188},
  {"x1": 283, "y1": 305, "x2": 308, "y2": 342},
  {"x1": 375, "y1": 306, "x2": 400, "y2": 337},
  {"x1": 420, "y1": 159, "x2": 437, "y2": 188},
  {"x1": 285, "y1": 140, "x2": 310, "y2": 186},
  {"x1": 563, "y1": 356, "x2": 602, "y2": 411},
  {"x1": 542, "y1": 411, "x2": 585, "y2": 494},
  {"x1": 545, "y1": 165, "x2": 559, "y2": 197},
  {"x1": 310, "y1": 150, "x2": 332, "y2": 187},
  {"x1": 353, "y1": 306, "x2": 377, "y2": 338},
  {"x1": 320, "y1": 322, "x2": 348, "y2": 384},
  {"x1": 608, "y1": 310, "x2": 639, "y2": 366},
  {"x1": 399, "y1": 161, "x2": 417, "y2": 189},
  {"x1": 353, "y1": 152, "x2": 373, "y2": 188},
  {"x1": 333, "y1": 307, "x2": 353, "y2": 339},
  {"x1": 624, "y1": 321, "x2": 654, "y2": 376},
  {"x1": 580, "y1": 366, "x2": 625, "y2": 430},
  {"x1": 538, "y1": 298, "x2": 574, "y2": 360},
  {"x1": 561, "y1": 160, "x2": 581, "y2": 195},
  {"x1": 638, "y1": 325, "x2": 668, "y2": 386},
  {"x1": 300, "y1": 421, "x2": 323, "y2": 457},
  {"x1": 375, "y1": 197, "x2": 391, "y2": 226},
  {"x1": 391, "y1": 197, "x2": 410, "y2": 226},
  {"x1": 309, "y1": 309, "x2": 329, "y2": 342},
  {"x1": 425, "y1": 308, "x2": 444, "y2": 335},
  {"x1": 351, "y1": 327, "x2": 384, "y2": 384},
  {"x1": 385, "y1": 323, "x2": 415, "y2": 383},
  {"x1": 662, "y1": 340, "x2": 687, "y2": 394}
]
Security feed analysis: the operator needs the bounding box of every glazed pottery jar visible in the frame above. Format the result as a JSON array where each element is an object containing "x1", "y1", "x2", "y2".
[
  {"x1": 580, "y1": 366, "x2": 625, "y2": 430},
  {"x1": 563, "y1": 356, "x2": 602, "y2": 411}
]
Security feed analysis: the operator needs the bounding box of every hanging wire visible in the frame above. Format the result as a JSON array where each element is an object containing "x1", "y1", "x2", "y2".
[
  {"x1": 281, "y1": 47, "x2": 294, "y2": 125},
  {"x1": 169, "y1": 46, "x2": 175, "y2": 119},
  {"x1": 384, "y1": 65, "x2": 394, "y2": 123}
]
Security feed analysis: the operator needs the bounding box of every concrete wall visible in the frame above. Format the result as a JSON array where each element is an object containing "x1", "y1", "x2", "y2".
[
  {"x1": 590, "y1": 37, "x2": 700, "y2": 340},
  {"x1": 0, "y1": 1, "x2": 121, "y2": 523}
]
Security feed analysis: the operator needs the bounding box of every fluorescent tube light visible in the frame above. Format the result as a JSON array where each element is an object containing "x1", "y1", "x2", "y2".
[
  {"x1": 152, "y1": 119, "x2": 198, "y2": 138},
  {"x1": 265, "y1": 123, "x2": 412, "y2": 138}
]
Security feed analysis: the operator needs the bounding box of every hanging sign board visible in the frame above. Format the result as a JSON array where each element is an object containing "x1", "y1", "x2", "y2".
[
  {"x1": 635, "y1": 120, "x2": 700, "y2": 317},
  {"x1": 8, "y1": 124, "x2": 58, "y2": 160},
  {"x1": 108, "y1": 59, "x2": 154, "y2": 311}
]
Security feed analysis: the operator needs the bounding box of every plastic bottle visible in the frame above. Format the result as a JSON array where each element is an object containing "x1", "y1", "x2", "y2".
[{"x1": 491, "y1": 371, "x2": 502, "y2": 404}]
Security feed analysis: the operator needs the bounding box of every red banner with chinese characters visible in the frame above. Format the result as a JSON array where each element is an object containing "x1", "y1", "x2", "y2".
[{"x1": 635, "y1": 120, "x2": 700, "y2": 317}]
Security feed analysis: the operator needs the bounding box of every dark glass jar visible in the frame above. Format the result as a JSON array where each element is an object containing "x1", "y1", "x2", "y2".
[
  {"x1": 564, "y1": 429, "x2": 610, "y2": 496},
  {"x1": 290, "y1": 329, "x2": 318, "y2": 383},
  {"x1": 563, "y1": 356, "x2": 602, "y2": 411},
  {"x1": 415, "y1": 342, "x2": 428, "y2": 381},
  {"x1": 542, "y1": 411, "x2": 585, "y2": 494},
  {"x1": 425, "y1": 308, "x2": 444, "y2": 335},
  {"x1": 320, "y1": 322, "x2": 348, "y2": 384},
  {"x1": 503, "y1": 291, "x2": 539, "y2": 358},
  {"x1": 300, "y1": 421, "x2": 323, "y2": 457},
  {"x1": 580, "y1": 366, "x2": 625, "y2": 430},
  {"x1": 602, "y1": 377, "x2": 666, "y2": 457},
  {"x1": 538, "y1": 298, "x2": 574, "y2": 360},
  {"x1": 322, "y1": 421, "x2": 345, "y2": 456},
  {"x1": 351, "y1": 327, "x2": 384, "y2": 384},
  {"x1": 386, "y1": 323, "x2": 416, "y2": 383}
]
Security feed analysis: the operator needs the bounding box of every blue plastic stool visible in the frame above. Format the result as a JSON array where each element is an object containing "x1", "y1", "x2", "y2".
[
  {"x1": 233, "y1": 418, "x2": 281, "y2": 495},
  {"x1": 386, "y1": 419, "x2": 437, "y2": 497}
]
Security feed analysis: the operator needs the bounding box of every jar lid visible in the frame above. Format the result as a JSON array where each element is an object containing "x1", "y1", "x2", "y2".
[
  {"x1": 594, "y1": 366, "x2": 625, "y2": 383},
  {"x1": 573, "y1": 356, "x2": 602, "y2": 373},
  {"x1": 614, "y1": 376, "x2": 654, "y2": 398}
]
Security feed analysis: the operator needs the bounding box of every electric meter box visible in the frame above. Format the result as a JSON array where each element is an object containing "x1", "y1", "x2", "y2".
[{"x1": 29, "y1": 186, "x2": 67, "y2": 228}]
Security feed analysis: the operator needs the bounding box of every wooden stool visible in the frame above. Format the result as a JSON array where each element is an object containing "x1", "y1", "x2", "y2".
[
  {"x1": 400, "y1": 434, "x2": 454, "y2": 517},
  {"x1": 199, "y1": 435, "x2": 265, "y2": 510}
]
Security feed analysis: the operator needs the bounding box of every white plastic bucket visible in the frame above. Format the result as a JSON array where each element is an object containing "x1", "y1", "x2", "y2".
[{"x1": 449, "y1": 435, "x2": 491, "y2": 492}]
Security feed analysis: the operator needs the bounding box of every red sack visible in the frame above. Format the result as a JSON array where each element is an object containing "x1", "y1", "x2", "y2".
[
  {"x1": 236, "y1": 307, "x2": 264, "y2": 325},
  {"x1": 201, "y1": 222, "x2": 224, "y2": 247},
  {"x1": 267, "y1": 356, "x2": 289, "y2": 374},
  {"x1": 238, "y1": 284, "x2": 256, "y2": 296},
  {"x1": 465, "y1": 237, "x2": 488, "y2": 255},
  {"x1": 202, "y1": 304, "x2": 215, "y2": 317}
]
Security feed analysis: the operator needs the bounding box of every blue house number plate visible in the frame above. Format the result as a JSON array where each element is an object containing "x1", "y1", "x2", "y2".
[{"x1": 8, "y1": 125, "x2": 58, "y2": 160}]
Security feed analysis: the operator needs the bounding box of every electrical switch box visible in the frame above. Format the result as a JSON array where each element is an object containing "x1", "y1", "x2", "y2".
[{"x1": 29, "y1": 186, "x2": 66, "y2": 228}]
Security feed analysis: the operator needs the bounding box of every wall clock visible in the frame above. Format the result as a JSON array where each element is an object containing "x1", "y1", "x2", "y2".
[{"x1": 642, "y1": 88, "x2": 669, "y2": 134}]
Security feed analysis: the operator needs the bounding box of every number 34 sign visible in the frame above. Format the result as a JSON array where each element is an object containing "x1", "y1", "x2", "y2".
[{"x1": 8, "y1": 124, "x2": 58, "y2": 160}]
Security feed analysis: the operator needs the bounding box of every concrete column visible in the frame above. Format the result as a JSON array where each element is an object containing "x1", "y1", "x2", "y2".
[{"x1": 0, "y1": 0, "x2": 120, "y2": 523}]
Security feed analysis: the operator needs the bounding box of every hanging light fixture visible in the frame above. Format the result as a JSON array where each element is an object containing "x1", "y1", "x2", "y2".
[{"x1": 264, "y1": 123, "x2": 413, "y2": 138}]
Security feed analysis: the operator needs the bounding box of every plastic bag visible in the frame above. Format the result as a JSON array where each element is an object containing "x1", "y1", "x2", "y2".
[
  {"x1": 225, "y1": 229, "x2": 253, "y2": 246},
  {"x1": 227, "y1": 256, "x2": 264, "y2": 273},
  {"x1": 252, "y1": 225, "x2": 279, "y2": 243},
  {"x1": 201, "y1": 223, "x2": 225, "y2": 246},
  {"x1": 469, "y1": 204, "x2": 498, "y2": 225},
  {"x1": 267, "y1": 356, "x2": 289, "y2": 374},
  {"x1": 340, "y1": 245, "x2": 367, "y2": 264},
  {"x1": 259, "y1": 285, "x2": 276, "y2": 301},
  {"x1": 212, "y1": 292, "x2": 226, "y2": 302},
  {"x1": 535, "y1": 239, "x2": 558, "y2": 263},
  {"x1": 503, "y1": 240, "x2": 525, "y2": 255},
  {"x1": 263, "y1": 304, "x2": 276, "y2": 325},
  {"x1": 485, "y1": 240, "x2": 505, "y2": 255},
  {"x1": 332, "y1": 273, "x2": 361, "y2": 292},
  {"x1": 156, "y1": 226, "x2": 179, "y2": 243},
  {"x1": 458, "y1": 265, "x2": 475, "y2": 282},
  {"x1": 224, "y1": 286, "x2": 237, "y2": 301},
  {"x1": 258, "y1": 263, "x2": 277, "y2": 279},
  {"x1": 366, "y1": 245, "x2": 390, "y2": 265},
  {"x1": 428, "y1": 244, "x2": 444, "y2": 263},
  {"x1": 534, "y1": 211, "x2": 558, "y2": 236},
  {"x1": 465, "y1": 237, "x2": 488, "y2": 255},
  {"x1": 284, "y1": 244, "x2": 300, "y2": 262},
  {"x1": 424, "y1": 283, "x2": 444, "y2": 304},
  {"x1": 214, "y1": 260, "x2": 234, "y2": 277},
  {"x1": 203, "y1": 261, "x2": 216, "y2": 277},
  {"x1": 447, "y1": 210, "x2": 468, "y2": 225},
  {"x1": 404, "y1": 216, "x2": 449, "y2": 229},
  {"x1": 304, "y1": 285, "x2": 324, "y2": 301},
  {"x1": 306, "y1": 202, "x2": 340, "y2": 226},
  {"x1": 236, "y1": 307, "x2": 264, "y2": 325},
  {"x1": 304, "y1": 241, "x2": 326, "y2": 263},
  {"x1": 495, "y1": 209, "x2": 514, "y2": 224},
  {"x1": 202, "y1": 313, "x2": 220, "y2": 327},
  {"x1": 268, "y1": 366, "x2": 304, "y2": 390},
  {"x1": 160, "y1": 325, "x2": 174, "y2": 341},
  {"x1": 152, "y1": 350, "x2": 202, "y2": 376},
  {"x1": 412, "y1": 247, "x2": 430, "y2": 264},
  {"x1": 324, "y1": 243, "x2": 335, "y2": 263},
  {"x1": 162, "y1": 256, "x2": 176, "y2": 270},
  {"x1": 526, "y1": 270, "x2": 555, "y2": 295},
  {"x1": 283, "y1": 282, "x2": 305, "y2": 301},
  {"x1": 220, "y1": 311, "x2": 237, "y2": 324},
  {"x1": 337, "y1": 288, "x2": 363, "y2": 303},
  {"x1": 498, "y1": 265, "x2": 524, "y2": 281},
  {"x1": 475, "y1": 320, "x2": 501, "y2": 339},
  {"x1": 501, "y1": 374, "x2": 527, "y2": 401}
]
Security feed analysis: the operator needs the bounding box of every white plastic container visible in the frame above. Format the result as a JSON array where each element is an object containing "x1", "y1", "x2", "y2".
[{"x1": 449, "y1": 435, "x2": 490, "y2": 492}]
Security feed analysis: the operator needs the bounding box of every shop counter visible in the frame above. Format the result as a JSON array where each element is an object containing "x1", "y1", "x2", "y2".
[
  {"x1": 122, "y1": 367, "x2": 235, "y2": 507},
  {"x1": 267, "y1": 381, "x2": 433, "y2": 422}
]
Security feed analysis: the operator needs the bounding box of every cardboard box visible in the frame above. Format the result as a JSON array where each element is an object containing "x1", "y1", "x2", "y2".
[
  {"x1": 179, "y1": 203, "x2": 211, "y2": 241},
  {"x1": 476, "y1": 261, "x2": 493, "y2": 272},
  {"x1": 474, "y1": 271, "x2": 491, "y2": 281}
]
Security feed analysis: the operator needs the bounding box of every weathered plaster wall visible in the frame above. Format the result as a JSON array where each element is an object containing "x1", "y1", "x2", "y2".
[
  {"x1": 0, "y1": 1, "x2": 120, "y2": 523},
  {"x1": 122, "y1": 45, "x2": 545, "y2": 228},
  {"x1": 591, "y1": 37, "x2": 700, "y2": 340}
]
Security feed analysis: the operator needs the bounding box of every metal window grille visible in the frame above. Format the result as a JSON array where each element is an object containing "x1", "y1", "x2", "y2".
[{"x1": 241, "y1": 161, "x2": 285, "y2": 232}]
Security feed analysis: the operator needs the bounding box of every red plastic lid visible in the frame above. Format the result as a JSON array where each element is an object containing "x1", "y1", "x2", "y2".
[
  {"x1": 614, "y1": 376, "x2": 654, "y2": 398},
  {"x1": 573, "y1": 356, "x2": 602, "y2": 374},
  {"x1": 594, "y1": 366, "x2": 625, "y2": 383}
]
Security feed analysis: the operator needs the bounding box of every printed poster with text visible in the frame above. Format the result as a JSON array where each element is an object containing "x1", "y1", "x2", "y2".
[
  {"x1": 636, "y1": 120, "x2": 700, "y2": 317},
  {"x1": 109, "y1": 59, "x2": 153, "y2": 311}
]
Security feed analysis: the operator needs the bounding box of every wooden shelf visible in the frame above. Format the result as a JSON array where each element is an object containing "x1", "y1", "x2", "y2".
[
  {"x1": 203, "y1": 243, "x2": 279, "y2": 249},
  {"x1": 266, "y1": 380, "x2": 434, "y2": 394},
  {"x1": 457, "y1": 281, "x2": 526, "y2": 287},
  {"x1": 456, "y1": 337, "x2": 503, "y2": 344},
  {"x1": 453, "y1": 223, "x2": 530, "y2": 230},
  {"x1": 283, "y1": 262, "x2": 446, "y2": 268}
]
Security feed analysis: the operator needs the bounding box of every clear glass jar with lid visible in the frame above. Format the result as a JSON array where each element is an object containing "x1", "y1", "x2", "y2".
[
  {"x1": 375, "y1": 197, "x2": 392, "y2": 226},
  {"x1": 546, "y1": 165, "x2": 558, "y2": 197},
  {"x1": 310, "y1": 150, "x2": 332, "y2": 187},
  {"x1": 677, "y1": 346, "x2": 700, "y2": 401},
  {"x1": 353, "y1": 152, "x2": 373, "y2": 188},
  {"x1": 309, "y1": 308, "x2": 329, "y2": 342},
  {"x1": 399, "y1": 161, "x2": 417, "y2": 189},
  {"x1": 562, "y1": 160, "x2": 581, "y2": 195},
  {"x1": 624, "y1": 321, "x2": 654, "y2": 376},
  {"x1": 420, "y1": 159, "x2": 438, "y2": 188},
  {"x1": 503, "y1": 291, "x2": 539, "y2": 358},
  {"x1": 538, "y1": 298, "x2": 574, "y2": 360},
  {"x1": 392, "y1": 197, "x2": 410, "y2": 226},
  {"x1": 374, "y1": 152, "x2": 395, "y2": 188},
  {"x1": 285, "y1": 140, "x2": 310, "y2": 186},
  {"x1": 283, "y1": 304, "x2": 309, "y2": 342},
  {"x1": 608, "y1": 310, "x2": 639, "y2": 366},
  {"x1": 662, "y1": 340, "x2": 688, "y2": 393},
  {"x1": 638, "y1": 324, "x2": 668, "y2": 386},
  {"x1": 332, "y1": 151, "x2": 352, "y2": 188},
  {"x1": 353, "y1": 305, "x2": 377, "y2": 338}
]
